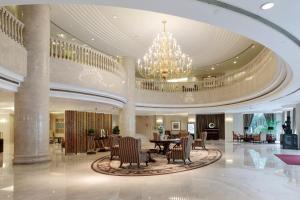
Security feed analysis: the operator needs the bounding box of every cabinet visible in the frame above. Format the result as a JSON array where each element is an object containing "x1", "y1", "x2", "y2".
[{"x1": 204, "y1": 128, "x2": 219, "y2": 140}]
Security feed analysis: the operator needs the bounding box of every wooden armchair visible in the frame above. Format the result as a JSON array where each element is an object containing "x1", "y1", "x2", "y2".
[
  {"x1": 119, "y1": 137, "x2": 149, "y2": 168},
  {"x1": 167, "y1": 135, "x2": 193, "y2": 164},
  {"x1": 192, "y1": 132, "x2": 207, "y2": 150},
  {"x1": 108, "y1": 135, "x2": 121, "y2": 160}
]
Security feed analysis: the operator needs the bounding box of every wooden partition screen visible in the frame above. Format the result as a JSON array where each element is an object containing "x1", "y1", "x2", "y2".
[{"x1": 65, "y1": 111, "x2": 112, "y2": 154}]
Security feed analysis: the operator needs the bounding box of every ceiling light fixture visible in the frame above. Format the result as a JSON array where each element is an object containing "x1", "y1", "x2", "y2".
[
  {"x1": 211, "y1": 67, "x2": 215, "y2": 70},
  {"x1": 233, "y1": 61, "x2": 237, "y2": 64},
  {"x1": 112, "y1": 15, "x2": 118, "y2": 19},
  {"x1": 57, "y1": 33, "x2": 65, "y2": 38},
  {"x1": 261, "y1": 2, "x2": 275, "y2": 10},
  {"x1": 137, "y1": 21, "x2": 192, "y2": 80},
  {"x1": 91, "y1": 38, "x2": 95, "y2": 41}
]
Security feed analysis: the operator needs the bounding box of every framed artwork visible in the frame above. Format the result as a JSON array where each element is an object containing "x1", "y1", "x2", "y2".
[
  {"x1": 187, "y1": 123, "x2": 195, "y2": 134},
  {"x1": 171, "y1": 121, "x2": 181, "y2": 131}
]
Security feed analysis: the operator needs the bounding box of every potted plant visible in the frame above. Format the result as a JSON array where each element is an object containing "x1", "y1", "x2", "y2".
[
  {"x1": 87, "y1": 128, "x2": 95, "y2": 136},
  {"x1": 158, "y1": 125, "x2": 164, "y2": 139},
  {"x1": 112, "y1": 126, "x2": 120, "y2": 135}
]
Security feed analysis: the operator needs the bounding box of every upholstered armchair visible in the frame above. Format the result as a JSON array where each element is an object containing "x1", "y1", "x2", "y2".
[
  {"x1": 167, "y1": 135, "x2": 193, "y2": 164},
  {"x1": 119, "y1": 137, "x2": 149, "y2": 168},
  {"x1": 108, "y1": 135, "x2": 121, "y2": 160},
  {"x1": 152, "y1": 132, "x2": 160, "y2": 149},
  {"x1": 192, "y1": 132, "x2": 207, "y2": 150},
  {"x1": 253, "y1": 132, "x2": 267, "y2": 143}
]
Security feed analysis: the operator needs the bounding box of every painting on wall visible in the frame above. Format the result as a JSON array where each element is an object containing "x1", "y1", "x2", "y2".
[{"x1": 171, "y1": 121, "x2": 181, "y2": 130}]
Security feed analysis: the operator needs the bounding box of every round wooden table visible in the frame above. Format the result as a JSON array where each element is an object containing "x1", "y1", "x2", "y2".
[{"x1": 149, "y1": 138, "x2": 181, "y2": 155}]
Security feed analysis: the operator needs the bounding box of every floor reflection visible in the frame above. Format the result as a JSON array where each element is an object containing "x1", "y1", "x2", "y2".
[{"x1": 0, "y1": 142, "x2": 300, "y2": 200}]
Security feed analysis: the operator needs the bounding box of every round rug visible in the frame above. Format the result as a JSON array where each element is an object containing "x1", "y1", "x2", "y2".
[{"x1": 91, "y1": 148, "x2": 222, "y2": 176}]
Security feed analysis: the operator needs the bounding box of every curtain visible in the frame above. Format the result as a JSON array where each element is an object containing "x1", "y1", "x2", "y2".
[
  {"x1": 243, "y1": 114, "x2": 254, "y2": 130},
  {"x1": 264, "y1": 113, "x2": 275, "y2": 128}
]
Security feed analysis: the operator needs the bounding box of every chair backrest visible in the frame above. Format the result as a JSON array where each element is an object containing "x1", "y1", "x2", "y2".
[
  {"x1": 181, "y1": 135, "x2": 193, "y2": 159},
  {"x1": 119, "y1": 137, "x2": 141, "y2": 163},
  {"x1": 260, "y1": 132, "x2": 267, "y2": 141},
  {"x1": 201, "y1": 132, "x2": 207, "y2": 143},
  {"x1": 108, "y1": 134, "x2": 121, "y2": 148},
  {"x1": 153, "y1": 132, "x2": 160, "y2": 140}
]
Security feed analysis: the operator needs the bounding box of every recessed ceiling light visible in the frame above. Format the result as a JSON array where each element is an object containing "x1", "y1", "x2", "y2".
[
  {"x1": 207, "y1": 75, "x2": 211, "y2": 78},
  {"x1": 252, "y1": 45, "x2": 256, "y2": 48},
  {"x1": 71, "y1": 38, "x2": 76, "y2": 41},
  {"x1": 91, "y1": 38, "x2": 95, "y2": 41},
  {"x1": 112, "y1": 15, "x2": 118, "y2": 19},
  {"x1": 233, "y1": 61, "x2": 237, "y2": 64},
  {"x1": 211, "y1": 67, "x2": 215, "y2": 70},
  {"x1": 236, "y1": 56, "x2": 239, "y2": 59},
  {"x1": 261, "y1": 2, "x2": 274, "y2": 10}
]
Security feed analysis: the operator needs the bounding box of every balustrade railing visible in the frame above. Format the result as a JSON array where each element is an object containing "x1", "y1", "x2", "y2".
[
  {"x1": 0, "y1": 7, "x2": 24, "y2": 45},
  {"x1": 136, "y1": 49, "x2": 273, "y2": 93},
  {"x1": 50, "y1": 38, "x2": 120, "y2": 73}
]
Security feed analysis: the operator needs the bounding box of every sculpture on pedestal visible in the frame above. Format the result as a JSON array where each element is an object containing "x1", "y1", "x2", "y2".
[{"x1": 282, "y1": 116, "x2": 298, "y2": 149}]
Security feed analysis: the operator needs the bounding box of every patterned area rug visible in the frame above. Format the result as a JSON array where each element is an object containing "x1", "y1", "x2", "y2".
[{"x1": 91, "y1": 148, "x2": 222, "y2": 176}]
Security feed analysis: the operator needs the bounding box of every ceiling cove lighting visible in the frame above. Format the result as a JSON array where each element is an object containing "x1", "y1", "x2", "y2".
[
  {"x1": 261, "y1": 2, "x2": 275, "y2": 10},
  {"x1": 138, "y1": 21, "x2": 192, "y2": 80}
]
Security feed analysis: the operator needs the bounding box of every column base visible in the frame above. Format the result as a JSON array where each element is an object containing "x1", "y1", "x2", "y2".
[{"x1": 13, "y1": 154, "x2": 51, "y2": 164}]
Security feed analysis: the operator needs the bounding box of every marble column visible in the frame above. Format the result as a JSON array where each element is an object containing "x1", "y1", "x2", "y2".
[
  {"x1": 225, "y1": 113, "x2": 243, "y2": 142},
  {"x1": 119, "y1": 57, "x2": 136, "y2": 137},
  {"x1": 14, "y1": 5, "x2": 50, "y2": 164}
]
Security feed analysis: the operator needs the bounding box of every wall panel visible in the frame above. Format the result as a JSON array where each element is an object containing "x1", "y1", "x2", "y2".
[{"x1": 65, "y1": 111, "x2": 112, "y2": 154}]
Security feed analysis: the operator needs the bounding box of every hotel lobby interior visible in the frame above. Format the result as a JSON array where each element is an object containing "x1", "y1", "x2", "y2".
[{"x1": 0, "y1": 1, "x2": 300, "y2": 199}]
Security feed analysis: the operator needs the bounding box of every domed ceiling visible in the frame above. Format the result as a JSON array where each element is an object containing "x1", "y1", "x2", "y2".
[{"x1": 50, "y1": 4, "x2": 262, "y2": 74}]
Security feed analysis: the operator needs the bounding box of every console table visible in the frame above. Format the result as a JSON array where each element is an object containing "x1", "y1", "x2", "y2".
[{"x1": 204, "y1": 128, "x2": 219, "y2": 140}]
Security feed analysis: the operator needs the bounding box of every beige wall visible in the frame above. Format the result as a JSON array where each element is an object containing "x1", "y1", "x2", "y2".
[
  {"x1": 162, "y1": 115, "x2": 188, "y2": 131},
  {"x1": 0, "y1": 114, "x2": 14, "y2": 144},
  {"x1": 50, "y1": 113, "x2": 65, "y2": 138},
  {"x1": 136, "y1": 115, "x2": 189, "y2": 139}
]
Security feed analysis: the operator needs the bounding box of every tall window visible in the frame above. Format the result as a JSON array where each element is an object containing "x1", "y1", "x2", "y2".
[{"x1": 249, "y1": 113, "x2": 268, "y2": 133}]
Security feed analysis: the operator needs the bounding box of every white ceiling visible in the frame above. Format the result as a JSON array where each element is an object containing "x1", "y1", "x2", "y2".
[{"x1": 50, "y1": 4, "x2": 255, "y2": 68}]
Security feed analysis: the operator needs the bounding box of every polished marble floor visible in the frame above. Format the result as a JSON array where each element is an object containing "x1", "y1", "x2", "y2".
[{"x1": 0, "y1": 141, "x2": 300, "y2": 200}]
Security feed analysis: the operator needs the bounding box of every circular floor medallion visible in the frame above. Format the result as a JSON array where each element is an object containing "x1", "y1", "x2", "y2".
[{"x1": 91, "y1": 148, "x2": 222, "y2": 176}]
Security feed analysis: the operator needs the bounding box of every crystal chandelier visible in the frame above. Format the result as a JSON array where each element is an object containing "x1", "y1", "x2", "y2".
[{"x1": 137, "y1": 21, "x2": 192, "y2": 80}]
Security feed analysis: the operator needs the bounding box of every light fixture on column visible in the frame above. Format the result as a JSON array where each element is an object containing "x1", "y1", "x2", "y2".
[{"x1": 137, "y1": 21, "x2": 192, "y2": 80}]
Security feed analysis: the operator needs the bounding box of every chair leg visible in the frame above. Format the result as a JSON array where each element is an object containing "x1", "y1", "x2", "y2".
[
  {"x1": 119, "y1": 162, "x2": 123, "y2": 168},
  {"x1": 137, "y1": 163, "x2": 140, "y2": 168},
  {"x1": 145, "y1": 161, "x2": 148, "y2": 166},
  {"x1": 183, "y1": 159, "x2": 186, "y2": 165},
  {"x1": 188, "y1": 157, "x2": 192, "y2": 162},
  {"x1": 110, "y1": 155, "x2": 113, "y2": 160},
  {"x1": 167, "y1": 158, "x2": 170, "y2": 164}
]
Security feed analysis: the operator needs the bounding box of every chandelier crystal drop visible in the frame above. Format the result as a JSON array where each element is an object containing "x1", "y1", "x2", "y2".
[{"x1": 137, "y1": 21, "x2": 192, "y2": 80}]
